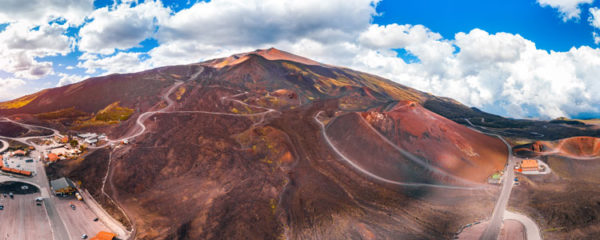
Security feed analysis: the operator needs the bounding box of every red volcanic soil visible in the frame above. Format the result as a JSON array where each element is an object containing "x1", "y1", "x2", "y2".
[
  {"x1": 5, "y1": 48, "x2": 515, "y2": 239},
  {"x1": 514, "y1": 136, "x2": 600, "y2": 159},
  {"x1": 557, "y1": 137, "x2": 600, "y2": 157},
  {"x1": 206, "y1": 48, "x2": 322, "y2": 68},
  {"x1": 0, "y1": 121, "x2": 28, "y2": 138},
  {"x1": 357, "y1": 101, "x2": 507, "y2": 183},
  {"x1": 0, "y1": 67, "x2": 181, "y2": 116}
]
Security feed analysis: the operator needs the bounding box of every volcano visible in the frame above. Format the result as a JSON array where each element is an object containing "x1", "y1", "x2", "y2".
[{"x1": 1, "y1": 48, "x2": 597, "y2": 239}]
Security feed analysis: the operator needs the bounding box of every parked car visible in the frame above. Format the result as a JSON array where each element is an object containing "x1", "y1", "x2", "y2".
[
  {"x1": 93, "y1": 217, "x2": 99, "y2": 222},
  {"x1": 81, "y1": 234, "x2": 87, "y2": 239},
  {"x1": 0, "y1": 205, "x2": 4, "y2": 210}
]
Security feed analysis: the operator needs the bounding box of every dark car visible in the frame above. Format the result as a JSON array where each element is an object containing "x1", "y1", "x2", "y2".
[{"x1": 0, "y1": 205, "x2": 4, "y2": 210}]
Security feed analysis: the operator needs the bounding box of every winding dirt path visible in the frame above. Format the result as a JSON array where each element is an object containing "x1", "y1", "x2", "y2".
[{"x1": 315, "y1": 111, "x2": 485, "y2": 190}]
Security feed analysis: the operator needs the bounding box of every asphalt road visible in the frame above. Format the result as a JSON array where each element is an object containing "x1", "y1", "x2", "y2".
[
  {"x1": 463, "y1": 119, "x2": 538, "y2": 240},
  {"x1": 479, "y1": 150, "x2": 515, "y2": 240},
  {"x1": 504, "y1": 211, "x2": 541, "y2": 240},
  {"x1": 0, "y1": 139, "x2": 8, "y2": 153},
  {"x1": 44, "y1": 197, "x2": 70, "y2": 240}
]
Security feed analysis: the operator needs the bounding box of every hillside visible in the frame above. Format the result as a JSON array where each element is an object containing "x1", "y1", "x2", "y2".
[{"x1": 2, "y1": 48, "x2": 599, "y2": 239}]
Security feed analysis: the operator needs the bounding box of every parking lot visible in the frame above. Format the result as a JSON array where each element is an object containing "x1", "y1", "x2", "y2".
[
  {"x1": 0, "y1": 193, "x2": 52, "y2": 240},
  {"x1": 55, "y1": 196, "x2": 113, "y2": 239},
  {"x1": 1, "y1": 152, "x2": 37, "y2": 174}
]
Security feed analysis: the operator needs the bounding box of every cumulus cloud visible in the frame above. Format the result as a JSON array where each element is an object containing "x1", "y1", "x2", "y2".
[
  {"x1": 57, "y1": 73, "x2": 89, "y2": 86},
  {"x1": 344, "y1": 27, "x2": 600, "y2": 118},
  {"x1": 537, "y1": 0, "x2": 594, "y2": 21},
  {"x1": 0, "y1": 23, "x2": 71, "y2": 79},
  {"x1": 590, "y1": 7, "x2": 600, "y2": 28},
  {"x1": 157, "y1": 0, "x2": 378, "y2": 46},
  {"x1": 0, "y1": 77, "x2": 27, "y2": 101},
  {"x1": 0, "y1": 0, "x2": 93, "y2": 26},
  {"x1": 77, "y1": 52, "x2": 151, "y2": 74},
  {"x1": 78, "y1": 1, "x2": 170, "y2": 54}
]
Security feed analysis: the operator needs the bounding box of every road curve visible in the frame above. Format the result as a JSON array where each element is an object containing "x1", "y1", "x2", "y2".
[
  {"x1": 0, "y1": 139, "x2": 8, "y2": 153},
  {"x1": 504, "y1": 211, "x2": 542, "y2": 240},
  {"x1": 315, "y1": 111, "x2": 482, "y2": 190}
]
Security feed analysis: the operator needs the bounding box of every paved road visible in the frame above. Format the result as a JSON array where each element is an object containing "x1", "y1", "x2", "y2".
[
  {"x1": 0, "y1": 139, "x2": 8, "y2": 153},
  {"x1": 504, "y1": 211, "x2": 541, "y2": 240},
  {"x1": 463, "y1": 119, "x2": 537, "y2": 240},
  {"x1": 43, "y1": 197, "x2": 70, "y2": 240},
  {"x1": 55, "y1": 197, "x2": 112, "y2": 239}
]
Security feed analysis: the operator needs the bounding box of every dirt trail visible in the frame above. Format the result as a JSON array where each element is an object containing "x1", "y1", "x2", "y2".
[{"x1": 315, "y1": 111, "x2": 484, "y2": 190}]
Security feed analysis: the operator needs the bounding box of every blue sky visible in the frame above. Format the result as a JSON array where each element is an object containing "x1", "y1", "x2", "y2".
[
  {"x1": 376, "y1": 0, "x2": 598, "y2": 51},
  {"x1": 1, "y1": 0, "x2": 600, "y2": 119}
]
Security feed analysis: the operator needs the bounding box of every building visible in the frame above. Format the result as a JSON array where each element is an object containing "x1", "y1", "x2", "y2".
[
  {"x1": 78, "y1": 133, "x2": 98, "y2": 139},
  {"x1": 51, "y1": 147, "x2": 68, "y2": 156},
  {"x1": 84, "y1": 138, "x2": 98, "y2": 145},
  {"x1": 521, "y1": 159, "x2": 539, "y2": 172},
  {"x1": 50, "y1": 177, "x2": 77, "y2": 196},
  {"x1": 61, "y1": 136, "x2": 69, "y2": 143},
  {"x1": 47, "y1": 153, "x2": 59, "y2": 162},
  {"x1": 91, "y1": 231, "x2": 116, "y2": 240},
  {"x1": 487, "y1": 172, "x2": 502, "y2": 184},
  {"x1": 12, "y1": 150, "x2": 26, "y2": 156}
]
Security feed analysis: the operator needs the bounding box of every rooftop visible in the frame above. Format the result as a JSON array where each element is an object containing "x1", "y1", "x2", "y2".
[
  {"x1": 50, "y1": 177, "x2": 76, "y2": 191},
  {"x1": 521, "y1": 159, "x2": 538, "y2": 168}
]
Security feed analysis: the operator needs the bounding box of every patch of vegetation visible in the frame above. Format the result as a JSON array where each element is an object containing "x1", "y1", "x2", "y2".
[
  {"x1": 0, "y1": 92, "x2": 42, "y2": 109},
  {"x1": 72, "y1": 102, "x2": 134, "y2": 129},
  {"x1": 35, "y1": 107, "x2": 88, "y2": 120},
  {"x1": 543, "y1": 227, "x2": 565, "y2": 232},
  {"x1": 94, "y1": 102, "x2": 134, "y2": 121},
  {"x1": 175, "y1": 86, "x2": 186, "y2": 100}
]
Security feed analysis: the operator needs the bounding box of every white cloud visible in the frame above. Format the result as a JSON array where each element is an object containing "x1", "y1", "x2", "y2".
[
  {"x1": 0, "y1": 23, "x2": 71, "y2": 79},
  {"x1": 537, "y1": 0, "x2": 594, "y2": 21},
  {"x1": 0, "y1": 0, "x2": 93, "y2": 26},
  {"x1": 157, "y1": 0, "x2": 378, "y2": 46},
  {"x1": 589, "y1": 7, "x2": 600, "y2": 28},
  {"x1": 57, "y1": 73, "x2": 89, "y2": 86},
  {"x1": 0, "y1": 77, "x2": 27, "y2": 101},
  {"x1": 338, "y1": 27, "x2": 600, "y2": 118},
  {"x1": 79, "y1": 1, "x2": 170, "y2": 54},
  {"x1": 77, "y1": 52, "x2": 151, "y2": 74}
]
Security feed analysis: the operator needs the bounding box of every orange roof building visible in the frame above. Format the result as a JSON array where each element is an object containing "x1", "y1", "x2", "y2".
[
  {"x1": 61, "y1": 136, "x2": 69, "y2": 143},
  {"x1": 12, "y1": 150, "x2": 26, "y2": 156},
  {"x1": 47, "y1": 153, "x2": 59, "y2": 162},
  {"x1": 521, "y1": 159, "x2": 539, "y2": 172},
  {"x1": 1, "y1": 167, "x2": 32, "y2": 176},
  {"x1": 90, "y1": 231, "x2": 116, "y2": 240}
]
